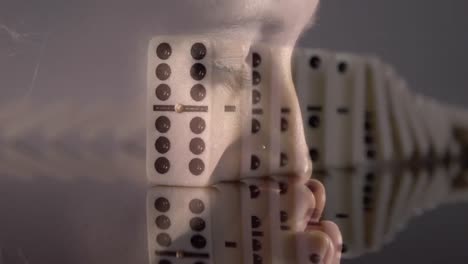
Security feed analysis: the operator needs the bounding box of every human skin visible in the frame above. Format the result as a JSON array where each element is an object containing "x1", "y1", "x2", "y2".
[{"x1": 0, "y1": 1, "x2": 343, "y2": 264}]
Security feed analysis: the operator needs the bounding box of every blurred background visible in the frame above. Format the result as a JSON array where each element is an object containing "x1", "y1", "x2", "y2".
[
  {"x1": 298, "y1": 1, "x2": 468, "y2": 263},
  {"x1": 1, "y1": 0, "x2": 467, "y2": 263}
]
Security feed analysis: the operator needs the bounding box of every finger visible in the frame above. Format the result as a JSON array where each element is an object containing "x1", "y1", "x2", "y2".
[
  {"x1": 306, "y1": 179, "x2": 326, "y2": 222},
  {"x1": 319, "y1": 221, "x2": 343, "y2": 264},
  {"x1": 307, "y1": 221, "x2": 343, "y2": 264},
  {"x1": 293, "y1": 182, "x2": 316, "y2": 231},
  {"x1": 296, "y1": 229, "x2": 333, "y2": 264},
  {"x1": 276, "y1": 177, "x2": 316, "y2": 231}
]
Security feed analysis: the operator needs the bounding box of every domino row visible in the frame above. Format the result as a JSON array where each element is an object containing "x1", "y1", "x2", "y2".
[
  {"x1": 293, "y1": 48, "x2": 468, "y2": 257},
  {"x1": 1, "y1": 43, "x2": 467, "y2": 260},
  {"x1": 1, "y1": 43, "x2": 466, "y2": 186}
]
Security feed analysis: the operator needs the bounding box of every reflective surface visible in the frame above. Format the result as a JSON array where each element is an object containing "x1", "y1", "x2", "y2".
[{"x1": 0, "y1": 91, "x2": 467, "y2": 263}]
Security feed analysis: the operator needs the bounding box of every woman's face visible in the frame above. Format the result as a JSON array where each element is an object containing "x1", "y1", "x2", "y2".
[
  {"x1": 0, "y1": 1, "x2": 322, "y2": 263},
  {"x1": 1, "y1": 0, "x2": 319, "y2": 100}
]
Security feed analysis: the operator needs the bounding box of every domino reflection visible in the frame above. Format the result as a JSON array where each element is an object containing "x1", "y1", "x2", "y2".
[
  {"x1": 0, "y1": 152, "x2": 466, "y2": 263},
  {"x1": 313, "y1": 158, "x2": 467, "y2": 258},
  {"x1": 146, "y1": 179, "x2": 342, "y2": 264}
]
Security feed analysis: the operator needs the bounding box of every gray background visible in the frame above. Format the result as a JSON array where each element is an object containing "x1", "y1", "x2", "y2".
[{"x1": 299, "y1": 1, "x2": 468, "y2": 263}]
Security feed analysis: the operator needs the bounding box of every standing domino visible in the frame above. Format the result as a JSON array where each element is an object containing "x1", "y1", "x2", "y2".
[
  {"x1": 293, "y1": 49, "x2": 332, "y2": 173},
  {"x1": 242, "y1": 44, "x2": 311, "y2": 182},
  {"x1": 382, "y1": 68, "x2": 415, "y2": 242},
  {"x1": 399, "y1": 87, "x2": 431, "y2": 221},
  {"x1": 326, "y1": 53, "x2": 367, "y2": 258},
  {"x1": 148, "y1": 37, "x2": 216, "y2": 186},
  {"x1": 361, "y1": 57, "x2": 394, "y2": 251},
  {"x1": 147, "y1": 37, "x2": 311, "y2": 186},
  {"x1": 294, "y1": 49, "x2": 366, "y2": 257}
]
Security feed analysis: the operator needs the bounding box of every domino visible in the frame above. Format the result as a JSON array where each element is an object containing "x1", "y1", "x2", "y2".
[
  {"x1": 445, "y1": 171, "x2": 468, "y2": 204},
  {"x1": 388, "y1": 79, "x2": 420, "y2": 232},
  {"x1": 205, "y1": 41, "x2": 251, "y2": 182},
  {"x1": 271, "y1": 45, "x2": 311, "y2": 179},
  {"x1": 211, "y1": 183, "x2": 244, "y2": 264},
  {"x1": 444, "y1": 142, "x2": 468, "y2": 204},
  {"x1": 293, "y1": 48, "x2": 332, "y2": 172},
  {"x1": 444, "y1": 106, "x2": 468, "y2": 203},
  {"x1": 293, "y1": 49, "x2": 367, "y2": 257},
  {"x1": 147, "y1": 37, "x2": 311, "y2": 186},
  {"x1": 447, "y1": 104, "x2": 468, "y2": 132},
  {"x1": 398, "y1": 82, "x2": 431, "y2": 221},
  {"x1": 446, "y1": 138, "x2": 462, "y2": 181},
  {"x1": 239, "y1": 179, "x2": 279, "y2": 264},
  {"x1": 329, "y1": 168, "x2": 367, "y2": 258},
  {"x1": 241, "y1": 44, "x2": 276, "y2": 179},
  {"x1": 381, "y1": 67, "x2": 415, "y2": 242},
  {"x1": 147, "y1": 37, "x2": 240, "y2": 186},
  {"x1": 439, "y1": 138, "x2": 463, "y2": 204},
  {"x1": 295, "y1": 49, "x2": 366, "y2": 167},
  {"x1": 325, "y1": 52, "x2": 367, "y2": 169},
  {"x1": 146, "y1": 179, "x2": 337, "y2": 264},
  {"x1": 430, "y1": 100, "x2": 456, "y2": 206},
  {"x1": 242, "y1": 44, "x2": 311, "y2": 182},
  {"x1": 361, "y1": 57, "x2": 394, "y2": 251},
  {"x1": 414, "y1": 96, "x2": 447, "y2": 211},
  {"x1": 273, "y1": 177, "x2": 315, "y2": 262},
  {"x1": 147, "y1": 186, "x2": 215, "y2": 264},
  {"x1": 327, "y1": 52, "x2": 367, "y2": 258}
]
